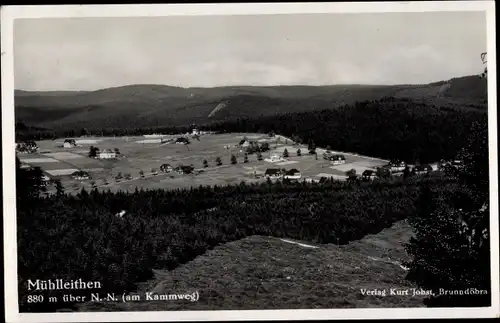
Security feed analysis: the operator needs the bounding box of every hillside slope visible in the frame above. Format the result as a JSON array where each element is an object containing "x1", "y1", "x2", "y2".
[
  {"x1": 74, "y1": 220, "x2": 425, "y2": 311},
  {"x1": 15, "y1": 75, "x2": 486, "y2": 130}
]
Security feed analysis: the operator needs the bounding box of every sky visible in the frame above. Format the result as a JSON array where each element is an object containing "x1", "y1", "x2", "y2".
[{"x1": 14, "y1": 11, "x2": 487, "y2": 91}]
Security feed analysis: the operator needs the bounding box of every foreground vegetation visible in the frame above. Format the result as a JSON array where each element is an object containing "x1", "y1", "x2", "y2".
[
  {"x1": 77, "y1": 222, "x2": 424, "y2": 311},
  {"x1": 18, "y1": 162, "x2": 457, "y2": 312}
]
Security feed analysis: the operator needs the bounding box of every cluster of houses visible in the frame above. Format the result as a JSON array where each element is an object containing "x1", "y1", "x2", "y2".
[
  {"x1": 160, "y1": 163, "x2": 195, "y2": 175},
  {"x1": 237, "y1": 139, "x2": 270, "y2": 154},
  {"x1": 359, "y1": 160, "x2": 445, "y2": 181},
  {"x1": 15, "y1": 141, "x2": 39, "y2": 153}
]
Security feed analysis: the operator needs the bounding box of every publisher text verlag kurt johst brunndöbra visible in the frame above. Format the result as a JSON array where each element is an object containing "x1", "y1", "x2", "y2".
[{"x1": 27, "y1": 279, "x2": 102, "y2": 291}]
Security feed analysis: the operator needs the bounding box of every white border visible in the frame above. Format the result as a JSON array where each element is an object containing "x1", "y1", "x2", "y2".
[{"x1": 2, "y1": 2, "x2": 498, "y2": 322}]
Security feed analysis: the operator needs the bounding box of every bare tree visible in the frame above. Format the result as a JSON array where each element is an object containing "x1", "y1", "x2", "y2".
[{"x1": 480, "y1": 52, "x2": 487, "y2": 78}]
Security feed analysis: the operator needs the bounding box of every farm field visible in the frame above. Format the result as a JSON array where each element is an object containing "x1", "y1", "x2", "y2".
[{"x1": 19, "y1": 133, "x2": 388, "y2": 193}]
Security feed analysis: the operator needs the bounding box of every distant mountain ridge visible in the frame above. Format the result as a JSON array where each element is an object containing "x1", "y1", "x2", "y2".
[{"x1": 15, "y1": 75, "x2": 487, "y2": 130}]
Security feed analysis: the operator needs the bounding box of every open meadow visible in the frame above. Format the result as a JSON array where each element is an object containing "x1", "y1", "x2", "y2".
[{"x1": 19, "y1": 133, "x2": 389, "y2": 194}]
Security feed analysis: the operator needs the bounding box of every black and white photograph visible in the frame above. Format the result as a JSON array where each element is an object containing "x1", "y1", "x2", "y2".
[{"x1": 2, "y1": 2, "x2": 498, "y2": 322}]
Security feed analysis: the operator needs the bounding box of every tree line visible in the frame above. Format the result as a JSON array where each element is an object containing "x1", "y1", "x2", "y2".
[{"x1": 207, "y1": 97, "x2": 486, "y2": 164}]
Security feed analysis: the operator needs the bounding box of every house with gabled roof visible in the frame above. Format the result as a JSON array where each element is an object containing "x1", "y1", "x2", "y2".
[
  {"x1": 98, "y1": 149, "x2": 116, "y2": 159},
  {"x1": 362, "y1": 169, "x2": 377, "y2": 181},
  {"x1": 72, "y1": 170, "x2": 91, "y2": 180},
  {"x1": 63, "y1": 139, "x2": 77, "y2": 148},
  {"x1": 412, "y1": 164, "x2": 433, "y2": 175},
  {"x1": 329, "y1": 154, "x2": 346, "y2": 165},
  {"x1": 160, "y1": 163, "x2": 173, "y2": 173},
  {"x1": 265, "y1": 168, "x2": 283, "y2": 178},
  {"x1": 175, "y1": 137, "x2": 190, "y2": 145},
  {"x1": 284, "y1": 168, "x2": 301, "y2": 180}
]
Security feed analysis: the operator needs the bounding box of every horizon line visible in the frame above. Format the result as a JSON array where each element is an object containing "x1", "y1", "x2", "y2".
[{"x1": 14, "y1": 75, "x2": 472, "y2": 93}]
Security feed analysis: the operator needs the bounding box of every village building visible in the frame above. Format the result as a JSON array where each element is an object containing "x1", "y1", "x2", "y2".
[
  {"x1": 376, "y1": 166, "x2": 392, "y2": 178},
  {"x1": 71, "y1": 171, "x2": 91, "y2": 180},
  {"x1": 160, "y1": 164, "x2": 173, "y2": 173},
  {"x1": 63, "y1": 139, "x2": 77, "y2": 148},
  {"x1": 16, "y1": 141, "x2": 39, "y2": 153},
  {"x1": 389, "y1": 160, "x2": 406, "y2": 173},
  {"x1": 362, "y1": 169, "x2": 377, "y2": 181},
  {"x1": 41, "y1": 174, "x2": 51, "y2": 186},
  {"x1": 175, "y1": 137, "x2": 190, "y2": 145},
  {"x1": 97, "y1": 149, "x2": 117, "y2": 159},
  {"x1": 175, "y1": 165, "x2": 194, "y2": 174},
  {"x1": 329, "y1": 154, "x2": 346, "y2": 165},
  {"x1": 265, "y1": 154, "x2": 285, "y2": 163},
  {"x1": 19, "y1": 162, "x2": 32, "y2": 170},
  {"x1": 265, "y1": 168, "x2": 283, "y2": 178},
  {"x1": 284, "y1": 168, "x2": 301, "y2": 180},
  {"x1": 412, "y1": 164, "x2": 433, "y2": 175}
]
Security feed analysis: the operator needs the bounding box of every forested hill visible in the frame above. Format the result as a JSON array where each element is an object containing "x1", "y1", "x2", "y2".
[
  {"x1": 209, "y1": 97, "x2": 486, "y2": 164},
  {"x1": 14, "y1": 75, "x2": 487, "y2": 130},
  {"x1": 16, "y1": 95, "x2": 487, "y2": 165}
]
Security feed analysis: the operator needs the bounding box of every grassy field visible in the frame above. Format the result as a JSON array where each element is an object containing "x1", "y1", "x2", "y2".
[
  {"x1": 19, "y1": 133, "x2": 388, "y2": 193},
  {"x1": 74, "y1": 219, "x2": 423, "y2": 311}
]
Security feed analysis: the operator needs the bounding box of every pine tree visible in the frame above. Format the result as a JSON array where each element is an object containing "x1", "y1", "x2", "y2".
[
  {"x1": 283, "y1": 148, "x2": 289, "y2": 158},
  {"x1": 244, "y1": 155, "x2": 249, "y2": 163},
  {"x1": 297, "y1": 148, "x2": 301, "y2": 157},
  {"x1": 203, "y1": 159, "x2": 209, "y2": 168},
  {"x1": 216, "y1": 157, "x2": 222, "y2": 166},
  {"x1": 230, "y1": 154, "x2": 237, "y2": 164},
  {"x1": 54, "y1": 179, "x2": 65, "y2": 197}
]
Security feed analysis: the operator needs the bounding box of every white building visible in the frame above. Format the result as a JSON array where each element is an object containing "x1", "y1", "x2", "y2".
[
  {"x1": 329, "y1": 154, "x2": 346, "y2": 165},
  {"x1": 264, "y1": 154, "x2": 285, "y2": 163},
  {"x1": 98, "y1": 150, "x2": 116, "y2": 159}
]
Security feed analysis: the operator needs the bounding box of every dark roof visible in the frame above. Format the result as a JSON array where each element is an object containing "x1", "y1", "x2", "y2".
[
  {"x1": 176, "y1": 137, "x2": 189, "y2": 142},
  {"x1": 176, "y1": 165, "x2": 194, "y2": 172},
  {"x1": 72, "y1": 171, "x2": 89, "y2": 176},
  {"x1": 330, "y1": 154, "x2": 345, "y2": 160},
  {"x1": 390, "y1": 160, "x2": 406, "y2": 166},
  {"x1": 265, "y1": 168, "x2": 282, "y2": 175},
  {"x1": 286, "y1": 169, "x2": 300, "y2": 175}
]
